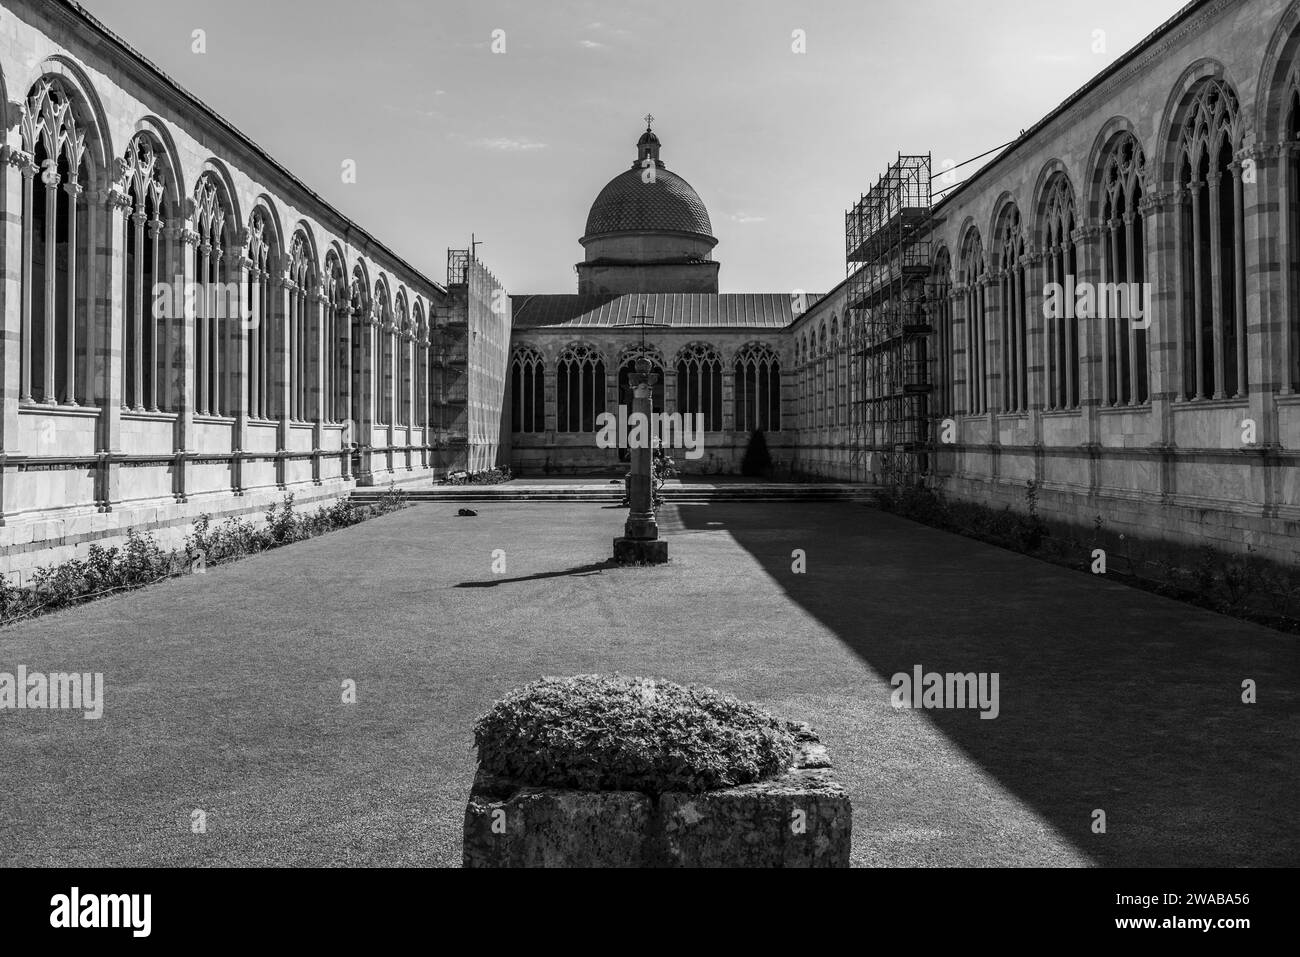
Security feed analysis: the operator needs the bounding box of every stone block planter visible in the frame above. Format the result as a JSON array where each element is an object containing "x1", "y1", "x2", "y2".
[{"x1": 463, "y1": 732, "x2": 851, "y2": 868}]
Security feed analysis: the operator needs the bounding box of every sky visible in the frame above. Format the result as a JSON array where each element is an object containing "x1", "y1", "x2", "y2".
[{"x1": 79, "y1": 0, "x2": 1191, "y2": 295}]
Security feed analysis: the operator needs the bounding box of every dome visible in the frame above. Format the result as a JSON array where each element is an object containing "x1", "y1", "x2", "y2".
[{"x1": 583, "y1": 167, "x2": 715, "y2": 239}]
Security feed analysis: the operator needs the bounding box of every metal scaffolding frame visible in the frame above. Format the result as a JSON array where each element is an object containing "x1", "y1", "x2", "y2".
[{"x1": 846, "y1": 153, "x2": 934, "y2": 485}]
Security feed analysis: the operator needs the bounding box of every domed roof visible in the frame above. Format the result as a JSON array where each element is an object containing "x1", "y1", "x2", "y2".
[
  {"x1": 583, "y1": 125, "x2": 714, "y2": 241},
  {"x1": 584, "y1": 167, "x2": 714, "y2": 239}
]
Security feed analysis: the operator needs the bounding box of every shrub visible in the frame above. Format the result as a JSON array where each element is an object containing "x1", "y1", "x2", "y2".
[
  {"x1": 2, "y1": 489, "x2": 410, "y2": 628},
  {"x1": 740, "y1": 430, "x2": 773, "y2": 478},
  {"x1": 474, "y1": 674, "x2": 799, "y2": 795}
]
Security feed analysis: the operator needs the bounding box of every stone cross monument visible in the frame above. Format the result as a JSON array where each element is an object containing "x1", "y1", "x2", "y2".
[{"x1": 613, "y1": 357, "x2": 669, "y2": 564}]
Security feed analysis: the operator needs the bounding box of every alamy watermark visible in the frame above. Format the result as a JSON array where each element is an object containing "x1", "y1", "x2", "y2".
[
  {"x1": 890, "y1": 665, "x2": 1000, "y2": 720},
  {"x1": 1043, "y1": 276, "x2": 1152, "y2": 329},
  {"x1": 595, "y1": 406, "x2": 705, "y2": 460},
  {"x1": 0, "y1": 666, "x2": 104, "y2": 719}
]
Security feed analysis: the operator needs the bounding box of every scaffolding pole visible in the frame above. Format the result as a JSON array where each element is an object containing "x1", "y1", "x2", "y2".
[{"x1": 846, "y1": 153, "x2": 934, "y2": 486}]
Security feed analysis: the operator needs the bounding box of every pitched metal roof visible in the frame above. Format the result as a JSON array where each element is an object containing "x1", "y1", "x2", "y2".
[{"x1": 511, "y1": 294, "x2": 821, "y2": 330}]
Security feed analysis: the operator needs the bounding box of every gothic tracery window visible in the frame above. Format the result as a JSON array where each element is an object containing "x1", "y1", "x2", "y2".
[
  {"x1": 929, "y1": 248, "x2": 955, "y2": 417},
  {"x1": 322, "y1": 252, "x2": 348, "y2": 423},
  {"x1": 1100, "y1": 133, "x2": 1150, "y2": 406},
  {"x1": 348, "y1": 269, "x2": 369, "y2": 432},
  {"x1": 733, "y1": 342, "x2": 781, "y2": 432},
  {"x1": 19, "y1": 79, "x2": 92, "y2": 406},
  {"x1": 1176, "y1": 79, "x2": 1246, "y2": 400},
  {"x1": 194, "y1": 177, "x2": 233, "y2": 416},
  {"x1": 1285, "y1": 67, "x2": 1300, "y2": 392},
  {"x1": 997, "y1": 207, "x2": 1028, "y2": 412},
  {"x1": 286, "y1": 231, "x2": 316, "y2": 422},
  {"x1": 1043, "y1": 175, "x2": 1081, "y2": 409},
  {"x1": 511, "y1": 345, "x2": 545, "y2": 433},
  {"x1": 245, "y1": 207, "x2": 274, "y2": 419},
  {"x1": 121, "y1": 134, "x2": 169, "y2": 412},
  {"x1": 556, "y1": 343, "x2": 606, "y2": 433},
  {"x1": 675, "y1": 342, "x2": 723, "y2": 431},
  {"x1": 961, "y1": 231, "x2": 988, "y2": 414}
]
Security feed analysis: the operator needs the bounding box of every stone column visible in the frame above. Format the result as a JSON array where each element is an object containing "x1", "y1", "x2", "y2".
[
  {"x1": 276, "y1": 271, "x2": 292, "y2": 488},
  {"x1": 231, "y1": 233, "x2": 252, "y2": 495},
  {"x1": 312, "y1": 279, "x2": 327, "y2": 485},
  {"x1": 340, "y1": 304, "x2": 354, "y2": 480},
  {"x1": 354, "y1": 303, "x2": 377, "y2": 484},
  {"x1": 101, "y1": 186, "x2": 134, "y2": 509},
  {"x1": 613, "y1": 357, "x2": 667, "y2": 564},
  {"x1": 173, "y1": 222, "x2": 199, "y2": 501},
  {"x1": 0, "y1": 148, "x2": 33, "y2": 525}
]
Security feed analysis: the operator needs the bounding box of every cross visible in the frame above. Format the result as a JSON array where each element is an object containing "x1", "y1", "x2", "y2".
[
  {"x1": 613, "y1": 299, "x2": 669, "y2": 350},
  {"x1": 644, "y1": 113, "x2": 654, "y2": 131}
]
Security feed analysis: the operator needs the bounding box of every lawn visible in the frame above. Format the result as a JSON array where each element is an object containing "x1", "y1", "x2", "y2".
[{"x1": 0, "y1": 501, "x2": 1294, "y2": 866}]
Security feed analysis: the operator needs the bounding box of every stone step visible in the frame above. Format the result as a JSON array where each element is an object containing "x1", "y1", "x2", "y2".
[{"x1": 352, "y1": 485, "x2": 879, "y2": 504}]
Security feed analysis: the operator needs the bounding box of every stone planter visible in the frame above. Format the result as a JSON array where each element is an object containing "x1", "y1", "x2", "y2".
[{"x1": 463, "y1": 730, "x2": 851, "y2": 867}]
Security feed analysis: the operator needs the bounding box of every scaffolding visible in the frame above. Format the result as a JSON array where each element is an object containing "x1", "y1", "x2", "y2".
[{"x1": 846, "y1": 153, "x2": 934, "y2": 486}]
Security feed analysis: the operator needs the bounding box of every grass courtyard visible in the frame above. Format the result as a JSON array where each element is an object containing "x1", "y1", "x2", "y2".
[{"x1": 0, "y1": 500, "x2": 1295, "y2": 867}]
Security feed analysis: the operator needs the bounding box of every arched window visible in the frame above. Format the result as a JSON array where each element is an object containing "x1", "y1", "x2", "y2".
[
  {"x1": 675, "y1": 343, "x2": 723, "y2": 431},
  {"x1": 1175, "y1": 79, "x2": 1245, "y2": 400},
  {"x1": 121, "y1": 134, "x2": 170, "y2": 412},
  {"x1": 375, "y1": 280, "x2": 392, "y2": 426},
  {"x1": 1042, "y1": 175, "x2": 1081, "y2": 409},
  {"x1": 194, "y1": 177, "x2": 233, "y2": 416},
  {"x1": 322, "y1": 252, "x2": 348, "y2": 424},
  {"x1": 929, "y1": 248, "x2": 955, "y2": 417},
  {"x1": 348, "y1": 268, "x2": 370, "y2": 433},
  {"x1": 393, "y1": 294, "x2": 410, "y2": 427},
  {"x1": 286, "y1": 231, "x2": 316, "y2": 422},
  {"x1": 245, "y1": 206, "x2": 274, "y2": 420},
  {"x1": 556, "y1": 343, "x2": 606, "y2": 432},
  {"x1": 734, "y1": 342, "x2": 781, "y2": 432},
  {"x1": 412, "y1": 303, "x2": 427, "y2": 430},
  {"x1": 19, "y1": 79, "x2": 93, "y2": 406},
  {"x1": 797, "y1": 334, "x2": 807, "y2": 427},
  {"x1": 997, "y1": 207, "x2": 1028, "y2": 412},
  {"x1": 1100, "y1": 133, "x2": 1150, "y2": 406},
  {"x1": 816, "y1": 322, "x2": 827, "y2": 427},
  {"x1": 961, "y1": 230, "x2": 988, "y2": 414},
  {"x1": 830, "y1": 316, "x2": 842, "y2": 426},
  {"x1": 511, "y1": 345, "x2": 545, "y2": 433},
  {"x1": 1284, "y1": 67, "x2": 1300, "y2": 392},
  {"x1": 839, "y1": 322, "x2": 850, "y2": 426},
  {"x1": 617, "y1": 345, "x2": 665, "y2": 415}
]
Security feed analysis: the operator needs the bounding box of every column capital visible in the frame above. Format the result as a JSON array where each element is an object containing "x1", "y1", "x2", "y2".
[
  {"x1": 104, "y1": 186, "x2": 134, "y2": 215},
  {"x1": 1, "y1": 145, "x2": 35, "y2": 172}
]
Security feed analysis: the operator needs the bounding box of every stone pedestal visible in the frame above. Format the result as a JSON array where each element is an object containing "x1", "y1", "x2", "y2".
[
  {"x1": 463, "y1": 733, "x2": 851, "y2": 868},
  {"x1": 612, "y1": 536, "x2": 669, "y2": 565}
]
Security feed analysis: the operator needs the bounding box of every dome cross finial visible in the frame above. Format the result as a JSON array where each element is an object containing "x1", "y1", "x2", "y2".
[{"x1": 644, "y1": 113, "x2": 654, "y2": 131}]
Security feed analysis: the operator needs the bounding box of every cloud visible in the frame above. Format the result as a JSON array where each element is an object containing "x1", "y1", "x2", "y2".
[
  {"x1": 579, "y1": 39, "x2": 604, "y2": 49},
  {"x1": 470, "y1": 137, "x2": 548, "y2": 152},
  {"x1": 729, "y1": 212, "x2": 766, "y2": 224}
]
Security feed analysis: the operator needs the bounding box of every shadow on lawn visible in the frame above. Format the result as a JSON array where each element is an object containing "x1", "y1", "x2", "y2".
[
  {"x1": 456, "y1": 560, "x2": 616, "y2": 588},
  {"x1": 673, "y1": 503, "x2": 1300, "y2": 867}
]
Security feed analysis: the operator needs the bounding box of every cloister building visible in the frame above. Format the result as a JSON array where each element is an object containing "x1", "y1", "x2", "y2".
[
  {"x1": 0, "y1": 0, "x2": 504, "y2": 577},
  {"x1": 2, "y1": 0, "x2": 1297, "y2": 578}
]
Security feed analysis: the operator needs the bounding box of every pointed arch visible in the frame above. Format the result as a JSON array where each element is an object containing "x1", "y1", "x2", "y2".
[
  {"x1": 929, "y1": 245, "x2": 956, "y2": 417},
  {"x1": 1165, "y1": 71, "x2": 1245, "y2": 402},
  {"x1": 959, "y1": 225, "x2": 989, "y2": 414},
  {"x1": 556, "y1": 342, "x2": 606, "y2": 433},
  {"x1": 734, "y1": 340, "x2": 781, "y2": 433},
  {"x1": 511, "y1": 344, "x2": 546, "y2": 434},
  {"x1": 242, "y1": 197, "x2": 279, "y2": 420},
  {"x1": 1040, "y1": 171, "x2": 1080, "y2": 409}
]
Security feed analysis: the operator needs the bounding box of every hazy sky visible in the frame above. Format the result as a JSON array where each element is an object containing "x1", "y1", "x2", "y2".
[{"x1": 79, "y1": 0, "x2": 1189, "y2": 295}]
